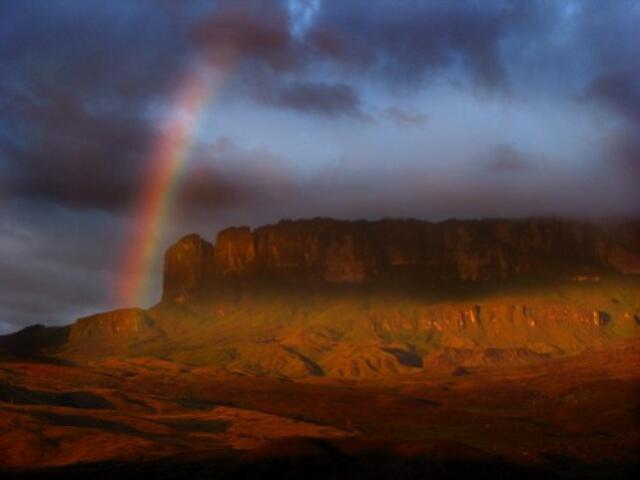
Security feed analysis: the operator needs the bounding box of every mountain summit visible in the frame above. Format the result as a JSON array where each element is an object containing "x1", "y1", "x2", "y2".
[{"x1": 163, "y1": 218, "x2": 640, "y2": 302}]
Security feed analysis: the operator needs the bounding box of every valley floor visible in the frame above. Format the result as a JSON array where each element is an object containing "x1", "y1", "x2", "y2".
[{"x1": 1, "y1": 340, "x2": 639, "y2": 479}]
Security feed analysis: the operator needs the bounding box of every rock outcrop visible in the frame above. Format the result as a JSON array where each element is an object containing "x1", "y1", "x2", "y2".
[
  {"x1": 163, "y1": 234, "x2": 213, "y2": 303},
  {"x1": 163, "y1": 218, "x2": 640, "y2": 302},
  {"x1": 69, "y1": 308, "x2": 156, "y2": 342}
]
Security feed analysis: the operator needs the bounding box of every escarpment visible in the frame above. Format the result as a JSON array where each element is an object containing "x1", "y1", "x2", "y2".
[
  {"x1": 69, "y1": 308, "x2": 156, "y2": 342},
  {"x1": 4, "y1": 218, "x2": 638, "y2": 379},
  {"x1": 163, "y1": 218, "x2": 640, "y2": 302},
  {"x1": 62, "y1": 309, "x2": 164, "y2": 359}
]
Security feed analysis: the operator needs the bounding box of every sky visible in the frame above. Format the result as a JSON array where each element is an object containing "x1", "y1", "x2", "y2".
[{"x1": 0, "y1": 0, "x2": 639, "y2": 333}]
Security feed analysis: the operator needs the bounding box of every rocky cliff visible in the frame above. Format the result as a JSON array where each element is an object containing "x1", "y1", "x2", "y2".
[
  {"x1": 163, "y1": 218, "x2": 640, "y2": 302},
  {"x1": 5, "y1": 217, "x2": 638, "y2": 378}
]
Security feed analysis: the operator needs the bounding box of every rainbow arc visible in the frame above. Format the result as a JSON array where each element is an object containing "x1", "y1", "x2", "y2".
[{"x1": 119, "y1": 58, "x2": 234, "y2": 307}]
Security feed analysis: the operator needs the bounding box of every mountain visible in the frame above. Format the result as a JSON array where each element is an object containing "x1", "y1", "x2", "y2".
[
  {"x1": 2, "y1": 218, "x2": 640, "y2": 477},
  {"x1": 3, "y1": 218, "x2": 640, "y2": 378}
]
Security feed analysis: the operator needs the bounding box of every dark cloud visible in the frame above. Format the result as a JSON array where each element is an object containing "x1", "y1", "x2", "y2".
[
  {"x1": 176, "y1": 137, "x2": 298, "y2": 210},
  {"x1": 604, "y1": 128, "x2": 640, "y2": 182},
  {"x1": 576, "y1": 0, "x2": 640, "y2": 191},
  {"x1": 586, "y1": 69, "x2": 640, "y2": 124},
  {"x1": 384, "y1": 107, "x2": 427, "y2": 127},
  {"x1": 190, "y1": 2, "x2": 369, "y2": 118},
  {"x1": 176, "y1": 157, "x2": 636, "y2": 223},
  {"x1": 0, "y1": 205, "x2": 124, "y2": 333},
  {"x1": 306, "y1": 0, "x2": 520, "y2": 90},
  {"x1": 193, "y1": 0, "x2": 294, "y2": 70},
  {"x1": 585, "y1": 69, "x2": 640, "y2": 180},
  {"x1": 483, "y1": 144, "x2": 533, "y2": 174},
  {"x1": 187, "y1": 0, "x2": 524, "y2": 118},
  {"x1": 264, "y1": 81, "x2": 366, "y2": 118},
  {"x1": 4, "y1": 90, "x2": 151, "y2": 211},
  {"x1": 0, "y1": 1, "x2": 189, "y2": 212}
]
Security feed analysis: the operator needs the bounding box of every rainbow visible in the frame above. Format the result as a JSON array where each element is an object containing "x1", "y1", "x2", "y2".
[{"x1": 118, "y1": 59, "x2": 231, "y2": 307}]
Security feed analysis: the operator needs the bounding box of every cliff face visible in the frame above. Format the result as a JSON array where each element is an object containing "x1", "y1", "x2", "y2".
[
  {"x1": 162, "y1": 218, "x2": 640, "y2": 302},
  {"x1": 69, "y1": 308, "x2": 156, "y2": 342},
  {"x1": 163, "y1": 234, "x2": 213, "y2": 303}
]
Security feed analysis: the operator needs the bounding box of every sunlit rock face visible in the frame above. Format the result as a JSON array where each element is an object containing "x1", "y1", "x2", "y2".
[
  {"x1": 69, "y1": 308, "x2": 155, "y2": 341},
  {"x1": 213, "y1": 227, "x2": 255, "y2": 274},
  {"x1": 162, "y1": 218, "x2": 640, "y2": 302}
]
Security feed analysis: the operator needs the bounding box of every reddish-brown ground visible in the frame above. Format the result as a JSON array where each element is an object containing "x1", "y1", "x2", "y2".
[{"x1": 1, "y1": 340, "x2": 639, "y2": 478}]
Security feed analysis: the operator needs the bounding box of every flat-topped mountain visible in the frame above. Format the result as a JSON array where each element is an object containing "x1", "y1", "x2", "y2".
[
  {"x1": 2, "y1": 218, "x2": 640, "y2": 378},
  {"x1": 163, "y1": 218, "x2": 640, "y2": 302}
]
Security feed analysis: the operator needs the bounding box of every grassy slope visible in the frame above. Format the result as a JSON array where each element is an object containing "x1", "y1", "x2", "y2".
[{"x1": 53, "y1": 277, "x2": 640, "y2": 377}]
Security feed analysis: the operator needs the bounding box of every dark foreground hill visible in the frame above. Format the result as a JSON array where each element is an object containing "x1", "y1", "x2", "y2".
[{"x1": 1, "y1": 342, "x2": 639, "y2": 478}]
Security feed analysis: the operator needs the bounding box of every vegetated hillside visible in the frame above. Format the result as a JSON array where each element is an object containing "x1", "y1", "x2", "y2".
[{"x1": 3, "y1": 218, "x2": 640, "y2": 378}]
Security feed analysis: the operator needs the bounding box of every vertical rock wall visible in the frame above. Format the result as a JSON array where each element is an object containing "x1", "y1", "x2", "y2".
[{"x1": 161, "y1": 219, "x2": 640, "y2": 302}]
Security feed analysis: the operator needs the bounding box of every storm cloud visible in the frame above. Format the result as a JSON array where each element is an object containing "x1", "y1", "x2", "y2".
[{"x1": 0, "y1": 0, "x2": 639, "y2": 331}]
